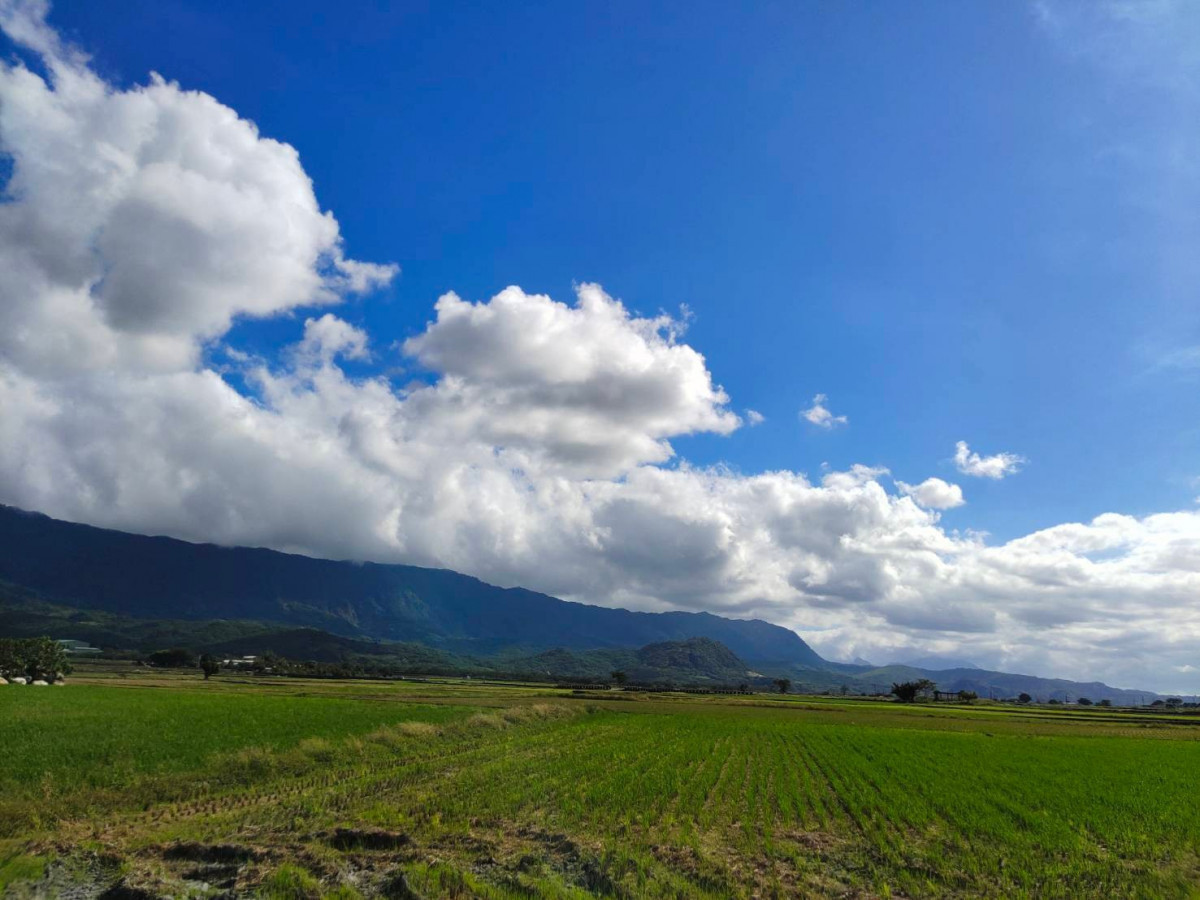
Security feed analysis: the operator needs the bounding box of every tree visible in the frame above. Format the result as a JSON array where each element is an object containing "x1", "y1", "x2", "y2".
[
  {"x1": 0, "y1": 639, "x2": 20, "y2": 678},
  {"x1": 1166, "y1": 697, "x2": 1183, "y2": 709},
  {"x1": 200, "y1": 654, "x2": 220, "y2": 680},
  {"x1": 146, "y1": 647, "x2": 196, "y2": 668},
  {"x1": 957, "y1": 690, "x2": 977, "y2": 701},
  {"x1": 610, "y1": 670, "x2": 627, "y2": 686},
  {"x1": 773, "y1": 678, "x2": 791, "y2": 695},
  {"x1": 892, "y1": 679, "x2": 934, "y2": 703},
  {"x1": 1018, "y1": 692, "x2": 1032, "y2": 704},
  {"x1": 892, "y1": 682, "x2": 916, "y2": 702},
  {"x1": 26, "y1": 637, "x2": 71, "y2": 682},
  {"x1": 1097, "y1": 698, "x2": 1112, "y2": 707},
  {"x1": 0, "y1": 637, "x2": 71, "y2": 682},
  {"x1": 1077, "y1": 697, "x2": 1093, "y2": 706}
]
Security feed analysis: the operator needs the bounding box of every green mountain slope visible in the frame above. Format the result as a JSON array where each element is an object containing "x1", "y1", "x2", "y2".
[{"x1": 0, "y1": 505, "x2": 821, "y2": 666}]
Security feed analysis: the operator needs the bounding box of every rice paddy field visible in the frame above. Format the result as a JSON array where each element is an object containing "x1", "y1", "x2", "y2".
[{"x1": 2, "y1": 665, "x2": 1199, "y2": 899}]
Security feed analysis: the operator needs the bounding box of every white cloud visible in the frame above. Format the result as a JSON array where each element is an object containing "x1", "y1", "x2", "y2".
[
  {"x1": 896, "y1": 477, "x2": 966, "y2": 510},
  {"x1": 4, "y1": 2, "x2": 1200, "y2": 693},
  {"x1": 0, "y1": 10, "x2": 396, "y2": 376},
  {"x1": 297, "y1": 314, "x2": 370, "y2": 363},
  {"x1": 954, "y1": 441, "x2": 1025, "y2": 479},
  {"x1": 401, "y1": 284, "x2": 740, "y2": 476},
  {"x1": 801, "y1": 394, "x2": 848, "y2": 429},
  {"x1": 746, "y1": 409, "x2": 765, "y2": 426}
]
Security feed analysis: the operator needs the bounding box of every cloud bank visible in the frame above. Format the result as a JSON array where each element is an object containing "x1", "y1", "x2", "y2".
[{"x1": 2, "y1": 2, "x2": 1200, "y2": 692}]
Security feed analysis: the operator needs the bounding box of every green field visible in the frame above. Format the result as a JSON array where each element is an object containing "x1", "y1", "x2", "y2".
[{"x1": 2, "y1": 667, "x2": 1199, "y2": 898}]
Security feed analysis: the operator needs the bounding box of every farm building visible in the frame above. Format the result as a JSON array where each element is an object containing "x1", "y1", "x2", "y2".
[{"x1": 56, "y1": 639, "x2": 101, "y2": 656}]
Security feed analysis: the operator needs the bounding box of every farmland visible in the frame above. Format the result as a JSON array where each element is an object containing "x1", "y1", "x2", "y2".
[{"x1": 2, "y1": 666, "x2": 1199, "y2": 898}]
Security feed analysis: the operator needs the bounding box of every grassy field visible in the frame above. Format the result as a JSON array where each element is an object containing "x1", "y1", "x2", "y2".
[{"x1": 2, "y1": 666, "x2": 1199, "y2": 898}]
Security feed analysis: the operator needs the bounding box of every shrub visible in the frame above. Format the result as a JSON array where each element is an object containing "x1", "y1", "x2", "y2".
[
  {"x1": 229, "y1": 746, "x2": 277, "y2": 783},
  {"x1": 296, "y1": 737, "x2": 336, "y2": 763},
  {"x1": 468, "y1": 713, "x2": 508, "y2": 729}
]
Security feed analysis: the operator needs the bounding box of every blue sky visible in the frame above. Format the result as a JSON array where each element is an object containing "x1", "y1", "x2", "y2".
[
  {"x1": 41, "y1": 0, "x2": 1199, "y2": 540},
  {"x1": 3, "y1": 1, "x2": 1200, "y2": 689}
]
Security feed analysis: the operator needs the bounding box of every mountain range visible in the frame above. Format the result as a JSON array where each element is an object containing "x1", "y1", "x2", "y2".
[{"x1": 0, "y1": 505, "x2": 1161, "y2": 702}]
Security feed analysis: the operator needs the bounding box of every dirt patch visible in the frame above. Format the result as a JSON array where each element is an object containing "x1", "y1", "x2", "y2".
[
  {"x1": 96, "y1": 883, "x2": 163, "y2": 900},
  {"x1": 160, "y1": 841, "x2": 264, "y2": 864},
  {"x1": 178, "y1": 862, "x2": 241, "y2": 889},
  {"x1": 781, "y1": 828, "x2": 844, "y2": 855},
  {"x1": 649, "y1": 842, "x2": 735, "y2": 895},
  {"x1": 514, "y1": 826, "x2": 625, "y2": 897},
  {"x1": 326, "y1": 827, "x2": 411, "y2": 852}
]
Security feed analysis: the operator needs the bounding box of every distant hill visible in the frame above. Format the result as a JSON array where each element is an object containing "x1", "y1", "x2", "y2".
[
  {"x1": 853, "y1": 665, "x2": 1157, "y2": 706},
  {"x1": 504, "y1": 637, "x2": 751, "y2": 684},
  {"x1": 893, "y1": 655, "x2": 980, "y2": 671},
  {"x1": 0, "y1": 505, "x2": 822, "y2": 666}
]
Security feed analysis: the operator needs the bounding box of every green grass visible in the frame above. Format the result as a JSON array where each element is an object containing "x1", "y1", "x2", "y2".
[
  {"x1": 2, "y1": 670, "x2": 1199, "y2": 898},
  {"x1": 0, "y1": 682, "x2": 472, "y2": 792}
]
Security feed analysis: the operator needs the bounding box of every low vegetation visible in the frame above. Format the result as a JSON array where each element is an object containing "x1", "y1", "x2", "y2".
[{"x1": 1, "y1": 665, "x2": 1198, "y2": 898}]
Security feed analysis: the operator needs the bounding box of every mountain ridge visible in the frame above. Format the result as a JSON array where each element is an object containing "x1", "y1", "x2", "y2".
[
  {"x1": 0, "y1": 505, "x2": 822, "y2": 666},
  {"x1": 0, "y1": 505, "x2": 1163, "y2": 702}
]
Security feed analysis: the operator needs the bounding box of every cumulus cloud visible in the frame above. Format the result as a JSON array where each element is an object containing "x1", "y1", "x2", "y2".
[
  {"x1": 297, "y1": 314, "x2": 370, "y2": 363},
  {"x1": 4, "y1": 2, "x2": 1200, "y2": 693},
  {"x1": 954, "y1": 441, "x2": 1025, "y2": 479},
  {"x1": 801, "y1": 394, "x2": 848, "y2": 429},
  {"x1": 401, "y1": 284, "x2": 739, "y2": 475},
  {"x1": 0, "y1": 9, "x2": 396, "y2": 376},
  {"x1": 746, "y1": 409, "x2": 765, "y2": 426},
  {"x1": 896, "y1": 477, "x2": 965, "y2": 510}
]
